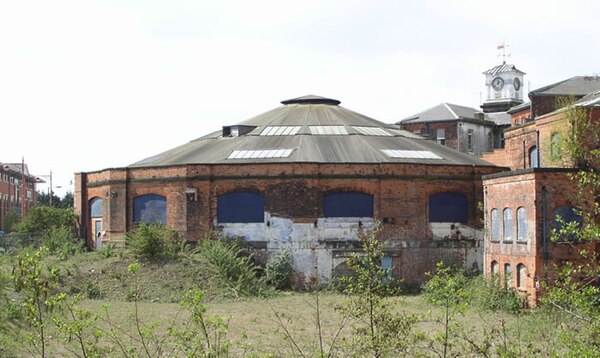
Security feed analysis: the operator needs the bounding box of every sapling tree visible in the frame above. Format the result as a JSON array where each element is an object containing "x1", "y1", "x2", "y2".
[{"x1": 337, "y1": 223, "x2": 419, "y2": 357}]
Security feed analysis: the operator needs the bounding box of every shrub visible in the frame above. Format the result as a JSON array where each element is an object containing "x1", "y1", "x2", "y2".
[
  {"x1": 15, "y1": 206, "x2": 77, "y2": 233},
  {"x1": 197, "y1": 238, "x2": 268, "y2": 297},
  {"x1": 265, "y1": 250, "x2": 293, "y2": 289},
  {"x1": 43, "y1": 226, "x2": 84, "y2": 260},
  {"x1": 126, "y1": 224, "x2": 185, "y2": 261},
  {"x1": 469, "y1": 274, "x2": 523, "y2": 314}
]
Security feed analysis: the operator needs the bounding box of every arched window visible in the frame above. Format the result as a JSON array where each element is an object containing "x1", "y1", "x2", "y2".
[
  {"x1": 529, "y1": 146, "x2": 539, "y2": 168},
  {"x1": 133, "y1": 194, "x2": 167, "y2": 224},
  {"x1": 217, "y1": 192, "x2": 265, "y2": 223},
  {"x1": 504, "y1": 263, "x2": 512, "y2": 287},
  {"x1": 517, "y1": 264, "x2": 527, "y2": 289},
  {"x1": 428, "y1": 192, "x2": 468, "y2": 223},
  {"x1": 503, "y1": 208, "x2": 513, "y2": 241},
  {"x1": 89, "y1": 197, "x2": 103, "y2": 218},
  {"x1": 517, "y1": 207, "x2": 527, "y2": 242},
  {"x1": 324, "y1": 192, "x2": 373, "y2": 218},
  {"x1": 490, "y1": 209, "x2": 500, "y2": 241},
  {"x1": 553, "y1": 206, "x2": 583, "y2": 241},
  {"x1": 550, "y1": 132, "x2": 562, "y2": 160},
  {"x1": 491, "y1": 261, "x2": 499, "y2": 275}
]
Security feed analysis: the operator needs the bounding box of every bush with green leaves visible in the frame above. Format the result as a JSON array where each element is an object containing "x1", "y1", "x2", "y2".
[
  {"x1": 15, "y1": 206, "x2": 77, "y2": 233},
  {"x1": 43, "y1": 226, "x2": 85, "y2": 260},
  {"x1": 265, "y1": 249, "x2": 293, "y2": 289},
  {"x1": 469, "y1": 274, "x2": 523, "y2": 314},
  {"x1": 197, "y1": 238, "x2": 268, "y2": 297},
  {"x1": 126, "y1": 223, "x2": 186, "y2": 261},
  {"x1": 337, "y1": 224, "x2": 420, "y2": 356}
]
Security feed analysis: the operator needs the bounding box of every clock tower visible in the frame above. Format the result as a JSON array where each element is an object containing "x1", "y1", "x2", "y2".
[{"x1": 481, "y1": 60, "x2": 525, "y2": 113}]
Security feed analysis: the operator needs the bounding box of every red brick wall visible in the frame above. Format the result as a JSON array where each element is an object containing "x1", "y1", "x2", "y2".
[
  {"x1": 77, "y1": 163, "x2": 503, "y2": 244},
  {"x1": 400, "y1": 122, "x2": 459, "y2": 150},
  {"x1": 483, "y1": 169, "x2": 598, "y2": 306},
  {"x1": 501, "y1": 124, "x2": 538, "y2": 170}
]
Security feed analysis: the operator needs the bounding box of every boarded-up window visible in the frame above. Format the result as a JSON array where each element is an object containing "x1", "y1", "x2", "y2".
[
  {"x1": 428, "y1": 193, "x2": 468, "y2": 223},
  {"x1": 517, "y1": 263, "x2": 527, "y2": 289},
  {"x1": 217, "y1": 192, "x2": 264, "y2": 223},
  {"x1": 517, "y1": 207, "x2": 527, "y2": 242},
  {"x1": 490, "y1": 209, "x2": 500, "y2": 241},
  {"x1": 529, "y1": 146, "x2": 538, "y2": 168},
  {"x1": 324, "y1": 192, "x2": 373, "y2": 218},
  {"x1": 503, "y1": 208, "x2": 513, "y2": 241},
  {"x1": 90, "y1": 197, "x2": 103, "y2": 218},
  {"x1": 133, "y1": 194, "x2": 167, "y2": 224},
  {"x1": 553, "y1": 206, "x2": 583, "y2": 241},
  {"x1": 504, "y1": 263, "x2": 512, "y2": 287},
  {"x1": 491, "y1": 260, "x2": 499, "y2": 275}
]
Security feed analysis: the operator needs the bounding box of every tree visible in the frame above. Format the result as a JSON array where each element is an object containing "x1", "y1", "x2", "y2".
[
  {"x1": 15, "y1": 206, "x2": 77, "y2": 233},
  {"x1": 542, "y1": 98, "x2": 600, "y2": 356},
  {"x1": 337, "y1": 223, "x2": 419, "y2": 357}
]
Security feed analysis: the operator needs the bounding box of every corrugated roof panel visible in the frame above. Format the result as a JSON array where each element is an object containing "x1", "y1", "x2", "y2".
[
  {"x1": 309, "y1": 126, "x2": 348, "y2": 135},
  {"x1": 382, "y1": 150, "x2": 442, "y2": 160},
  {"x1": 352, "y1": 126, "x2": 392, "y2": 136}
]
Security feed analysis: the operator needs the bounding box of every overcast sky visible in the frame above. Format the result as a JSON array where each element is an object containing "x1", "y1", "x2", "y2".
[{"x1": 1, "y1": 0, "x2": 599, "y2": 197}]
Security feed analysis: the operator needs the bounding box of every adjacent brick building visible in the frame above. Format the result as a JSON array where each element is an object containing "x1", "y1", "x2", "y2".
[
  {"x1": 0, "y1": 161, "x2": 40, "y2": 231},
  {"x1": 75, "y1": 95, "x2": 504, "y2": 285},
  {"x1": 482, "y1": 80, "x2": 600, "y2": 306}
]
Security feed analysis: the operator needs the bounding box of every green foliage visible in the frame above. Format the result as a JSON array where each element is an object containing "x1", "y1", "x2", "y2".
[
  {"x1": 337, "y1": 224, "x2": 419, "y2": 356},
  {"x1": 423, "y1": 262, "x2": 471, "y2": 309},
  {"x1": 15, "y1": 206, "x2": 77, "y2": 233},
  {"x1": 36, "y1": 190, "x2": 74, "y2": 209},
  {"x1": 265, "y1": 249, "x2": 293, "y2": 289},
  {"x1": 197, "y1": 238, "x2": 268, "y2": 297},
  {"x1": 12, "y1": 247, "x2": 65, "y2": 357},
  {"x1": 2, "y1": 209, "x2": 20, "y2": 233},
  {"x1": 126, "y1": 223, "x2": 186, "y2": 261},
  {"x1": 468, "y1": 274, "x2": 523, "y2": 314},
  {"x1": 43, "y1": 226, "x2": 85, "y2": 260},
  {"x1": 168, "y1": 290, "x2": 230, "y2": 357}
]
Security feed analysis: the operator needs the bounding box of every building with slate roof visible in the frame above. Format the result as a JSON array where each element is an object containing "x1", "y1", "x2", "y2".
[
  {"x1": 481, "y1": 77, "x2": 600, "y2": 306},
  {"x1": 397, "y1": 103, "x2": 501, "y2": 156},
  {"x1": 75, "y1": 95, "x2": 504, "y2": 285}
]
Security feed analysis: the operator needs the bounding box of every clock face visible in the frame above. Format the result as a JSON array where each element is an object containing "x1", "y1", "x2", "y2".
[
  {"x1": 513, "y1": 77, "x2": 521, "y2": 91},
  {"x1": 492, "y1": 77, "x2": 504, "y2": 91}
]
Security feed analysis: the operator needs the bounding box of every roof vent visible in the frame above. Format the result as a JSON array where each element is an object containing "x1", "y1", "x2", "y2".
[
  {"x1": 281, "y1": 95, "x2": 341, "y2": 106},
  {"x1": 222, "y1": 125, "x2": 256, "y2": 137}
]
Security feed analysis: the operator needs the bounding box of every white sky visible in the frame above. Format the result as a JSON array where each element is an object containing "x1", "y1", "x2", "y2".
[{"x1": 1, "y1": 0, "x2": 599, "y2": 197}]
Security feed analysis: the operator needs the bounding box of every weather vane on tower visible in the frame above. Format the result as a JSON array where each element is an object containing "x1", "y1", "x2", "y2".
[{"x1": 497, "y1": 41, "x2": 511, "y2": 64}]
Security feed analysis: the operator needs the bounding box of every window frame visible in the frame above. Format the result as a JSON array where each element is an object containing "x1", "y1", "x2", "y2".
[{"x1": 503, "y1": 208, "x2": 514, "y2": 242}]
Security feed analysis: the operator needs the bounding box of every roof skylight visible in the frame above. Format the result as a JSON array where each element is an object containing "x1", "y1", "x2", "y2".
[
  {"x1": 227, "y1": 149, "x2": 294, "y2": 159},
  {"x1": 381, "y1": 150, "x2": 442, "y2": 159},
  {"x1": 260, "y1": 126, "x2": 301, "y2": 136},
  {"x1": 352, "y1": 126, "x2": 392, "y2": 136},
  {"x1": 309, "y1": 126, "x2": 348, "y2": 135}
]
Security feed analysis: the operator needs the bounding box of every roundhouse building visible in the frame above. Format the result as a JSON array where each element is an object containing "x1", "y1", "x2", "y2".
[{"x1": 75, "y1": 95, "x2": 503, "y2": 285}]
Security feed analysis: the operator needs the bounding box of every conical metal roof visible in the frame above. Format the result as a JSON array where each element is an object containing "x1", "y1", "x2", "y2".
[{"x1": 131, "y1": 96, "x2": 496, "y2": 167}]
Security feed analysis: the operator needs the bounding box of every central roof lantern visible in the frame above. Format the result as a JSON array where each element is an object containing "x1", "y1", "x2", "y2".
[{"x1": 281, "y1": 95, "x2": 341, "y2": 106}]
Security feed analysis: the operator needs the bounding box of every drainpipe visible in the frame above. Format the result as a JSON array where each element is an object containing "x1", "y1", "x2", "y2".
[
  {"x1": 522, "y1": 140, "x2": 526, "y2": 169},
  {"x1": 541, "y1": 186, "x2": 548, "y2": 263},
  {"x1": 536, "y1": 130, "x2": 541, "y2": 168}
]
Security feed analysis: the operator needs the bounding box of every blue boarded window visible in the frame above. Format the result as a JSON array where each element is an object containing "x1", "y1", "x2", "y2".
[
  {"x1": 324, "y1": 192, "x2": 373, "y2": 218},
  {"x1": 89, "y1": 197, "x2": 103, "y2": 218},
  {"x1": 217, "y1": 192, "x2": 265, "y2": 223},
  {"x1": 428, "y1": 192, "x2": 468, "y2": 223},
  {"x1": 553, "y1": 206, "x2": 583, "y2": 241},
  {"x1": 133, "y1": 194, "x2": 167, "y2": 224}
]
